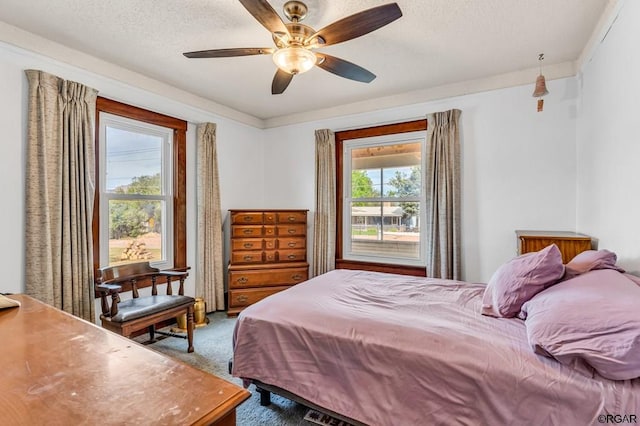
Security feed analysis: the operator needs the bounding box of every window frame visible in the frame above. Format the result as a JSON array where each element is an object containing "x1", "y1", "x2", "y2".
[
  {"x1": 342, "y1": 131, "x2": 427, "y2": 266},
  {"x1": 98, "y1": 112, "x2": 175, "y2": 269},
  {"x1": 93, "y1": 97, "x2": 187, "y2": 290},
  {"x1": 335, "y1": 119, "x2": 428, "y2": 277}
]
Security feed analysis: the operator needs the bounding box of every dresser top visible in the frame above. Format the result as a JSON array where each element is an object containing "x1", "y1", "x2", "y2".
[
  {"x1": 516, "y1": 230, "x2": 591, "y2": 239},
  {"x1": 229, "y1": 209, "x2": 308, "y2": 212}
]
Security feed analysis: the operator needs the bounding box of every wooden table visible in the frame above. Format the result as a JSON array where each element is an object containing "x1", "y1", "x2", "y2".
[{"x1": 0, "y1": 294, "x2": 250, "y2": 425}]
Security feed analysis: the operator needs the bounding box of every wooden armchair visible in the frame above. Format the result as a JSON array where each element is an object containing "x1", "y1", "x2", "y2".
[{"x1": 95, "y1": 262, "x2": 195, "y2": 352}]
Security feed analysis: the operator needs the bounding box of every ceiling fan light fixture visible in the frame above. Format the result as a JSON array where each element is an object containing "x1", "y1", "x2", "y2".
[
  {"x1": 272, "y1": 46, "x2": 316, "y2": 75},
  {"x1": 184, "y1": 1, "x2": 403, "y2": 93}
]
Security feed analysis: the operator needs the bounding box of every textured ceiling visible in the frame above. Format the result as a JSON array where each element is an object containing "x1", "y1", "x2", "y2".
[{"x1": 0, "y1": 0, "x2": 612, "y2": 126}]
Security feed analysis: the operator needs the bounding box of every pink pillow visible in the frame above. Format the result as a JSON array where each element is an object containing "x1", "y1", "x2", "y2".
[
  {"x1": 482, "y1": 244, "x2": 564, "y2": 318},
  {"x1": 563, "y1": 249, "x2": 624, "y2": 280},
  {"x1": 521, "y1": 269, "x2": 640, "y2": 380}
]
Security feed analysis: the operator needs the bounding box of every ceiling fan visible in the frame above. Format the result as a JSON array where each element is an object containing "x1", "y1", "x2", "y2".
[{"x1": 183, "y1": 0, "x2": 402, "y2": 94}]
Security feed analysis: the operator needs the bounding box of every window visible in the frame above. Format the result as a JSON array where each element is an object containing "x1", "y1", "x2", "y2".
[
  {"x1": 94, "y1": 98, "x2": 187, "y2": 274},
  {"x1": 336, "y1": 120, "x2": 428, "y2": 275},
  {"x1": 99, "y1": 113, "x2": 173, "y2": 268},
  {"x1": 344, "y1": 134, "x2": 425, "y2": 265}
]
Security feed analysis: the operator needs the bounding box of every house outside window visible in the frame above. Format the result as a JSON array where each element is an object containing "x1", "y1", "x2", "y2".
[{"x1": 93, "y1": 97, "x2": 187, "y2": 275}]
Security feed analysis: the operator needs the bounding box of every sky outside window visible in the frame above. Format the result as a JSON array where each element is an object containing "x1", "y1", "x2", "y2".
[
  {"x1": 357, "y1": 166, "x2": 419, "y2": 197},
  {"x1": 105, "y1": 127, "x2": 162, "y2": 192}
]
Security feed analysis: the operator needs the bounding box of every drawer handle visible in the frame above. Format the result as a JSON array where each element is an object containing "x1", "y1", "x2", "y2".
[
  {"x1": 266, "y1": 215, "x2": 274, "y2": 221},
  {"x1": 236, "y1": 277, "x2": 248, "y2": 284},
  {"x1": 236, "y1": 295, "x2": 249, "y2": 303},
  {"x1": 243, "y1": 216, "x2": 253, "y2": 221},
  {"x1": 288, "y1": 216, "x2": 296, "y2": 222},
  {"x1": 287, "y1": 254, "x2": 297, "y2": 260},
  {"x1": 243, "y1": 229, "x2": 253, "y2": 234},
  {"x1": 243, "y1": 243, "x2": 254, "y2": 248},
  {"x1": 287, "y1": 242, "x2": 297, "y2": 247},
  {"x1": 287, "y1": 229, "x2": 296, "y2": 234},
  {"x1": 292, "y1": 274, "x2": 303, "y2": 280},
  {"x1": 243, "y1": 255, "x2": 254, "y2": 261}
]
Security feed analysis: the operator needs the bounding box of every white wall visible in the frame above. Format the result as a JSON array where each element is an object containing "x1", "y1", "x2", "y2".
[
  {"x1": 0, "y1": 51, "x2": 24, "y2": 295},
  {"x1": 576, "y1": 0, "x2": 640, "y2": 274},
  {"x1": 263, "y1": 78, "x2": 578, "y2": 282},
  {"x1": 0, "y1": 42, "x2": 265, "y2": 302}
]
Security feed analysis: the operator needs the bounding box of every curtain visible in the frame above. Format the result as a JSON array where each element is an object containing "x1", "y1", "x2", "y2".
[
  {"x1": 25, "y1": 70, "x2": 98, "y2": 321},
  {"x1": 425, "y1": 109, "x2": 462, "y2": 280},
  {"x1": 196, "y1": 123, "x2": 225, "y2": 312},
  {"x1": 312, "y1": 129, "x2": 336, "y2": 277}
]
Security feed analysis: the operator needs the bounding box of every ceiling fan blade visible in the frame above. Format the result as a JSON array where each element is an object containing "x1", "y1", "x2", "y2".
[
  {"x1": 183, "y1": 47, "x2": 273, "y2": 58},
  {"x1": 239, "y1": 0, "x2": 290, "y2": 35},
  {"x1": 310, "y1": 3, "x2": 402, "y2": 47},
  {"x1": 272, "y1": 69, "x2": 294, "y2": 94},
  {"x1": 316, "y1": 54, "x2": 376, "y2": 83}
]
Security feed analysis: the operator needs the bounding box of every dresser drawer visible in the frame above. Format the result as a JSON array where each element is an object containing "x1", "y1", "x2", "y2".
[
  {"x1": 278, "y1": 249, "x2": 306, "y2": 262},
  {"x1": 232, "y1": 225, "x2": 263, "y2": 238},
  {"x1": 231, "y1": 251, "x2": 263, "y2": 264},
  {"x1": 263, "y1": 225, "x2": 276, "y2": 237},
  {"x1": 231, "y1": 212, "x2": 263, "y2": 224},
  {"x1": 277, "y1": 224, "x2": 306, "y2": 236},
  {"x1": 229, "y1": 267, "x2": 308, "y2": 289},
  {"x1": 228, "y1": 287, "x2": 289, "y2": 308},
  {"x1": 277, "y1": 237, "x2": 305, "y2": 249},
  {"x1": 232, "y1": 238, "x2": 263, "y2": 251},
  {"x1": 277, "y1": 211, "x2": 306, "y2": 224},
  {"x1": 263, "y1": 212, "x2": 277, "y2": 223},
  {"x1": 264, "y1": 250, "x2": 277, "y2": 262}
]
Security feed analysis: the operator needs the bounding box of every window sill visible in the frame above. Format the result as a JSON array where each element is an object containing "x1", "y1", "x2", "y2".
[{"x1": 335, "y1": 259, "x2": 427, "y2": 277}]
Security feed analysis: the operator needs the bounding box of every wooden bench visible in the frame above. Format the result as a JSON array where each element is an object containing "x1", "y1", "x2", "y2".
[{"x1": 95, "y1": 262, "x2": 195, "y2": 352}]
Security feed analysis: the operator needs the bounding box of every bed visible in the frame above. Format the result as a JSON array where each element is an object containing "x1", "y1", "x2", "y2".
[{"x1": 231, "y1": 268, "x2": 640, "y2": 425}]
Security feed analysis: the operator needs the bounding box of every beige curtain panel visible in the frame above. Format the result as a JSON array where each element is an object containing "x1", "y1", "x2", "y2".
[
  {"x1": 425, "y1": 109, "x2": 462, "y2": 280},
  {"x1": 312, "y1": 129, "x2": 337, "y2": 277},
  {"x1": 196, "y1": 122, "x2": 225, "y2": 312},
  {"x1": 24, "y1": 69, "x2": 98, "y2": 322}
]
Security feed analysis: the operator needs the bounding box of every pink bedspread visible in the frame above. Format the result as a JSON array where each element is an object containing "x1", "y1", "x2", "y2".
[{"x1": 232, "y1": 269, "x2": 640, "y2": 425}]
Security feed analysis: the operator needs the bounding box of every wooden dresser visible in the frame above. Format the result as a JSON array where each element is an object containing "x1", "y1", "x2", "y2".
[
  {"x1": 227, "y1": 209, "x2": 309, "y2": 316},
  {"x1": 516, "y1": 230, "x2": 592, "y2": 264}
]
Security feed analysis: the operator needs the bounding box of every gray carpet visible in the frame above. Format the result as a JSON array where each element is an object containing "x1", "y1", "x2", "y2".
[{"x1": 144, "y1": 312, "x2": 311, "y2": 425}]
